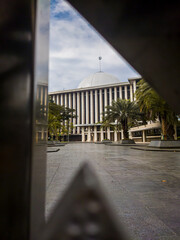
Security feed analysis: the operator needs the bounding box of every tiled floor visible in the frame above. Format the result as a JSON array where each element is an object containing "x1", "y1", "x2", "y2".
[{"x1": 46, "y1": 143, "x2": 180, "y2": 240}]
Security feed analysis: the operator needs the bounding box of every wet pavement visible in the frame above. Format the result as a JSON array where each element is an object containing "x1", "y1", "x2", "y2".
[{"x1": 46, "y1": 143, "x2": 180, "y2": 240}]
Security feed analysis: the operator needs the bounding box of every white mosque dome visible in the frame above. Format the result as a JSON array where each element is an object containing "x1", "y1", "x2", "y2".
[{"x1": 78, "y1": 72, "x2": 120, "y2": 88}]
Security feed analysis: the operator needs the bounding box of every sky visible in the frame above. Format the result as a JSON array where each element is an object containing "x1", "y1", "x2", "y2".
[{"x1": 49, "y1": 0, "x2": 141, "y2": 92}]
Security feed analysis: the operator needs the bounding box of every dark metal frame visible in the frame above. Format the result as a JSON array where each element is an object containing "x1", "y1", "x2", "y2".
[{"x1": 0, "y1": 0, "x2": 179, "y2": 239}]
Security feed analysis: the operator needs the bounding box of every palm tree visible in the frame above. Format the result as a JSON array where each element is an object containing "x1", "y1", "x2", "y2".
[
  {"x1": 136, "y1": 79, "x2": 178, "y2": 140},
  {"x1": 104, "y1": 99, "x2": 140, "y2": 140}
]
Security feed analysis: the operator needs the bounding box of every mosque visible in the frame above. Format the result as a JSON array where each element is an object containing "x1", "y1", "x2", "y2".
[{"x1": 49, "y1": 70, "x2": 162, "y2": 143}]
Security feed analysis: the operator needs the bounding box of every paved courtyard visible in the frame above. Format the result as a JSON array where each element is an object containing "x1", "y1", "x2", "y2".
[{"x1": 46, "y1": 143, "x2": 180, "y2": 240}]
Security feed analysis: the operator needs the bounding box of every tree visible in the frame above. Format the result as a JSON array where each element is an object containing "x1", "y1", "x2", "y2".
[
  {"x1": 48, "y1": 102, "x2": 63, "y2": 140},
  {"x1": 59, "y1": 106, "x2": 76, "y2": 141},
  {"x1": 48, "y1": 112, "x2": 61, "y2": 140},
  {"x1": 136, "y1": 79, "x2": 178, "y2": 140},
  {"x1": 48, "y1": 100, "x2": 76, "y2": 141},
  {"x1": 103, "y1": 99, "x2": 140, "y2": 140}
]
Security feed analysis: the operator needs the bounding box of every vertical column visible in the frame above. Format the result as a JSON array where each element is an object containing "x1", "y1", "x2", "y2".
[
  {"x1": 81, "y1": 127, "x2": 85, "y2": 142},
  {"x1": 101, "y1": 127, "x2": 104, "y2": 141},
  {"x1": 114, "y1": 87, "x2": 117, "y2": 101},
  {"x1": 61, "y1": 94, "x2": 63, "y2": 106},
  {"x1": 65, "y1": 93, "x2": 68, "y2": 107},
  {"x1": 69, "y1": 93, "x2": 72, "y2": 132},
  {"x1": 88, "y1": 126, "x2": 91, "y2": 142},
  {"x1": 121, "y1": 130, "x2": 124, "y2": 140},
  {"x1": 90, "y1": 90, "x2": 94, "y2": 124},
  {"x1": 73, "y1": 93, "x2": 76, "y2": 134},
  {"x1": 125, "y1": 85, "x2": 128, "y2": 100},
  {"x1": 107, "y1": 127, "x2": 110, "y2": 140},
  {"x1": 130, "y1": 84, "x2": 133, "y2": 102},
  {"x1": 86, "y1": 91, "x2": 89, "y2": 124},
  {"x1": 119, "y1": 86, "x2": 122, "y2": 99},
  {"x1": 81, "y1": 92, "x2": 85, "y2": 124},
  {"x1": 104, "y1": 88, "x2": 108, "y2": 108},
  {"x1": 95, "y1": 90, "x2": 98, "y2": 123},
  {"x1": 77, "y1": 92, "x2": 80, "y2": 134},
  {"x1": 53, "y1": 95, "x2": 55, "y2": 103},
  {"x1": 69, "y1": 93, "x2": 72, "y2": 108},
  {"x1": 99, "y1": 89, "x2": 103, "y2": 121},
  {"x1": 114, "y1": 130, "x2": 117, "y2": 142},
  {"x1": 142, "y1": 130, "x2": 146, "y2": 143},
  {"x1": 109, "y1": 88, "x2": 112, "y2": 105},
  {"x1": 57, "y1": 94, "x2": 59, "y2": 105},
  {"x1": 94, "y1": 126, "x2": 97, "y2": 142},
  {"x1": 64, "y1": 94, "x2": 68, "y2": 129},
  {"x1": 133, "y1": 80, "x2": 137, "y2": 100}
]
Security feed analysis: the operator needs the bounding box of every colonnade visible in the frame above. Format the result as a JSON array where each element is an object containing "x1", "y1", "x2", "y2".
[{"x1": 50, "y1": 80, "x2": 137, "y2": 142}]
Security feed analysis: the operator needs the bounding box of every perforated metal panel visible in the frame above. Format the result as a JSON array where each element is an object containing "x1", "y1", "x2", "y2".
[{"x1": 40, "y1": 163, "x2": 129, "y2": 240}]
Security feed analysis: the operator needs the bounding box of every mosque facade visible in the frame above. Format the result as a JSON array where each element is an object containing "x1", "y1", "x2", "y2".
[{"x1": 49, "y1": 72, "x2": 162, "y2": 142}]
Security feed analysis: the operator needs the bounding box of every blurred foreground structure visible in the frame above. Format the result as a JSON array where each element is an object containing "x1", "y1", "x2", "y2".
[{"x1": 0, "y1": 0, "x2": 180, "y2": 239}]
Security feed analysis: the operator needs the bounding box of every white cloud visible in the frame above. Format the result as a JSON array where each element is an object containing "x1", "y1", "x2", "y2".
[{"x1": 49, "y1": 0, "x2": 140, "y2": 92}]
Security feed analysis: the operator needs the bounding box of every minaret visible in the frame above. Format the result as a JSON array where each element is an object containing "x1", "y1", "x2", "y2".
[{"x1": 98, "y1": 56, "x2": 102, "y2": 72}]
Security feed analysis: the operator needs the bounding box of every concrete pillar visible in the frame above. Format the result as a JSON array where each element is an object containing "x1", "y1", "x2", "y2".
[
  {"x1": 68, "y1": 93, "x2": 72, "y2": 132},
  {"x1": 114, "y1": 130, "x2": 117, "y2": 142},
  {"x1": 86, "y1": 91, "x2": 89, "y2": 124},
  {"x1": 99, "y1": 89, "x2": 103, "y2": 121},
  {"x1": 82, "y1": 127, "x2": 85, "y2": 142},
  {"x1": 64, "y1": 94, "x2": 68, "y2": 129},
  {"x1": 57, "y1": 94, "x2": 59, "y2": 105},
  {"x1": 90, "y1": 90, "x2": 94, "y2": 124},
  {"x1": 69, "y1": 93, "x2": 72, "y2": 108},
  {"x1": 101, "y1": 127, "x2": 104, "y2": 141},
  {"x1": 65, "y1": 93, "x2": 68, "y2": 107},
  {"x1": 109, "y1": 88, "x2": 112, "y2": 105},
  {"x1": 77, "y1": 92, "x2": 80, "y2": 134},
  {"x1": 130, "y1": 84, "x2": 133, "y2": 102},
  {"x1": 104, "y1": 88, "x2": 108, "y2": 108},
  {"x1": 61, "y1": 94, "x2": 63, "y2": 106},
  {"x1": 77, "y1": 92, "x2": 80, "y2": 124},
  {"x1": 142, "y1": 130, "x2": 146, "y2": 142},
  {"x1": 119, "y1": 86, "x2": 122, "y2": 99},
  {"x1": 81, "y1": 92, "x2": 85, "y2": 124},
  {"x1": 107, "y1": 127, "x2": 110, "y2": 140},
  {"x1": 94, "y1": 126, "x2": 97, "y2": 142},
  {"x1": 125, "y1": 85, "x2": 128, "y2": 100},
  {"x1": 121, "y1": 130, "x2": 124, "y2": 140},
  {"x1": 114, "y1": 87, "x2": 117, "y2": 101},
  {"x1": 88, "y1": 126, "x2": 91, "y2": 142},
  {"x1": 73, "y1": 93, "x2": 76, "y2": 134},
  {"x1": 53, "y1": 95, "x2": 55, "y2": 103},
  {"x1": 95, "y1": 90, "x2": 98, "y2": 123}
]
